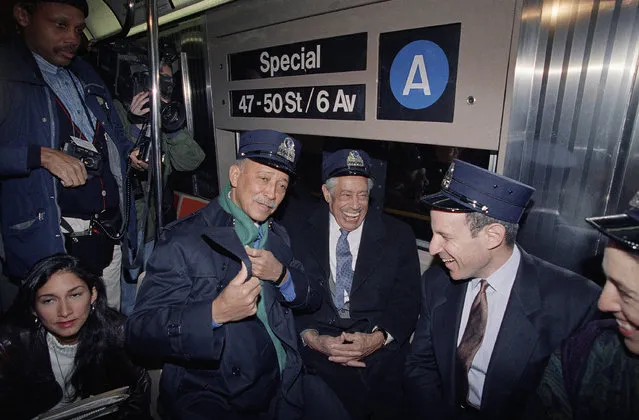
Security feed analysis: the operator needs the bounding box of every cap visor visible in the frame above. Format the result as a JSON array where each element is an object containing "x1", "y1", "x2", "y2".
[
  {"x1": 421, "y1": 192, "x2": 473, "y2": 212},
  {"x1": 327, "y1": 169, "x2": 371, "y2": 179},
  {"x1": 249, "y1": 157, "x2": 295, "y2": 176},
  {"x1": 586, "y1": 214, "x2": 639, "y2": 251}
]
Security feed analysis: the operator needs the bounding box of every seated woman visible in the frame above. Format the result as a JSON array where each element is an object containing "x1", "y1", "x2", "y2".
[
  {"x1": 0, "y1": 254, "x2": 151, "y2": 419},
  {"x1": 525, "y1": 192, "x2": 639, "y2": 419}
]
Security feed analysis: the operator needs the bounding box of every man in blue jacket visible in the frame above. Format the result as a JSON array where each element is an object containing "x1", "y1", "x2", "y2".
[
  {"x1": 127, "y1": 130, "x2": 348, "y2": 420},
  {"x1": 0, "y1": 0, "x2": 137, "y2": 309}
]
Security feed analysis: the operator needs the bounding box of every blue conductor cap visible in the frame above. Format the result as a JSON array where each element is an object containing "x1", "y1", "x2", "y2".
[
  {"x1": 238, "y1": 130, "x2": 301, "y2": 176},
  {"x1": 421, "y1": 159, "x2": 535, "y2": 224},
  {"x1": 322, "y1": 149, "x2": 372, "y2": 183}
]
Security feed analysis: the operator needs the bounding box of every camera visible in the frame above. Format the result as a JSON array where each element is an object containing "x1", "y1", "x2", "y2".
[
  {"x1": 127, "y1": 94, "x2": 186, "y2": 133},
  {"x1": 62, "y1": 139, "x2": 103, "y2": 175},
  {"x1": 137, "y1": 138, "x2": 152, "y2": 163}
]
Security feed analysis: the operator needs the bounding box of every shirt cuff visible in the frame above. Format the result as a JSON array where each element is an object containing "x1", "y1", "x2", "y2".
[
  {"x1": 277, "y1": 272, "x2": 296, "y2": 302},
  {"x1": 300, "y1": 329, "x2": 319, "y2": 346},
  {"x1": 372, "y1": 326, "x2": 394, "y2": 345}
]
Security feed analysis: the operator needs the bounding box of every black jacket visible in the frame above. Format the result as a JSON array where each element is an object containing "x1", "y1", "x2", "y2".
[
  {"x1": 126, "y1": 200, "x2": 321, "y2": 419},
  {"x1": 404, "y1": 248, "x2": 602, "y2": 420},
  {"x1": 0, "y1": 315, "x2": 151, "y2": 419},
  {"x1": 291, "y1": 206, "x2": 421, "y2": 345}
]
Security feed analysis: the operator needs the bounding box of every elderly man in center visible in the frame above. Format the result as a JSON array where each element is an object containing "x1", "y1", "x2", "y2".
[
  {"x1": 403, "y1": 160, "x2": 601, "y2": 420},
  {"x1": 289, "y1": 149, "x2": 421, "y2": 420},
  {"x1": 126, "y1": 130, "x2": 347, "y2": 420}
]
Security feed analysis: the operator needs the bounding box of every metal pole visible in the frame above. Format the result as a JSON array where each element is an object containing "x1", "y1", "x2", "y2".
[
  {"x1": 179, "y1": 51, "x2": 200, "y2": 196},
  {"x1": 180, "y1": 51, "x2": 194, "y2": 137},
  {"x1": 146, "y1": 0, "x2": 163, "y2": 234}
]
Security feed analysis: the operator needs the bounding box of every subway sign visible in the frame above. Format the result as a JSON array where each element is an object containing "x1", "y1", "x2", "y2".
[
  {"x1": 228, "y1": 33, "x2": 367, "y2": 80},
  {"x1": 378, "y1": 23, "x2": 461, "y2": 122},
  {"x1": 230, "y1": 85, "x2": 365, "y2": 120}
]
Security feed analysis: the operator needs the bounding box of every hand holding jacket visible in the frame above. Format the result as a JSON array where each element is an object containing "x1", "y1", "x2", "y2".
[{"x1": 211, "y1": 263, "x2": 262, "y2": 324}]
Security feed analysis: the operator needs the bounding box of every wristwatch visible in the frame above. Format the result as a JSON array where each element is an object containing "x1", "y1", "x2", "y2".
[{"x1": 274, "y1": 264, "x2": 287, "y2": 286}]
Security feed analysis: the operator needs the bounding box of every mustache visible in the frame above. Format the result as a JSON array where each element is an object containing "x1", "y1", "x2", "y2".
[
  {"x1": 253, "y1": 195, "x2": 276, "y2": 209},
  {"x1": 54, "y1": 45, "x2": 78, "y2": 55}
]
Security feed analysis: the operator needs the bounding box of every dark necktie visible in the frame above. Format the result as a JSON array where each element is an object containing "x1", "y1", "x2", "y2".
[
  {"x1": 334, "y1": 228, "x2": 353, "y2": 309},
  {"x1": 457, "y1": 279, "x2": 489, "y2": 405}
]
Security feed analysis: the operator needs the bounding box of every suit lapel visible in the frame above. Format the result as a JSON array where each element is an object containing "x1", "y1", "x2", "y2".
[
  {"x1": 433, "y1": 278, "x2": 468, "y2": 405},
  {"x1": 481, "y1": 250, "x2": 541, "y2": 414},
  {"x1": 306, "y1": 208, "x2": 332, "y2": 300},
  {"x1": 350, "y1": 211, "x2": 385, "y2": 296},
  {"x1": 307, "y1": 208, "x2": 330, "y2": 277}
]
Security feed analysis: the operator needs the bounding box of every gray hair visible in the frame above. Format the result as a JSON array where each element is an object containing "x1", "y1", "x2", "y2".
[
  {"x1": 324, "y1": 176, "x2": 374, "y2": 197},
  {"x1": 232, "y1": 158, "x2": 247, "y2": 171},
  {"x1": 465, "y1": 212, "x2": 519, "y2": 247}
]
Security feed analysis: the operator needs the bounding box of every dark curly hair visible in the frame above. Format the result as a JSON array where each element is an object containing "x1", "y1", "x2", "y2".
[{"x1": 5, "y1": 254, "x2": 124, "y2": 400}]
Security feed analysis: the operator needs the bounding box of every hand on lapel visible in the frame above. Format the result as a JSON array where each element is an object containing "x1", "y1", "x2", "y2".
[
  {"x1": 211, "y1": 263, "x2": 262, "y2": 324},
  {"x1": 245, "y1": 246, "x2": 285, "y2": 282}
]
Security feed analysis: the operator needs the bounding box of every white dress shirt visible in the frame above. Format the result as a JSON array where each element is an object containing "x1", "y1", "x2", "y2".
[
  {"x1": 456, "y1": 245, "x2": 521, "y2": 407},
  {"x1": 328, "y1": 213, "x2": 364, "y2": 305}
]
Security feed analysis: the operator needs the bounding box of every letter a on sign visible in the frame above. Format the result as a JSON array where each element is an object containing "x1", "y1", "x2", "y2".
[
  {"x1": 403, "y1": 55, "x2": 431, "y2": 96},
  {"x1": 378, "y1": 23, "x2": 460, "y2": 121},
  {"x1": 389, "y1": 40, "x2": 449, "y2": 110}
]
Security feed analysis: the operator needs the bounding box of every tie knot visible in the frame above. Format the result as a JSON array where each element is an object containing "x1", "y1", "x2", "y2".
[
  {"x1": 479, "y1": 279, "x2": 489, "y2": 293},
  {"x1": 339, "y1": 228, "x2": 350, "y2": 238}
]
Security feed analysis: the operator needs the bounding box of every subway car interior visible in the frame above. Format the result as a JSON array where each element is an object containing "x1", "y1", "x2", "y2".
[
  {"x1": 9, "y1": 0, "x2": 629, "y2": 281},
  {"x1": 0, "y1": 0, "x2": 638, "y2": 418}
]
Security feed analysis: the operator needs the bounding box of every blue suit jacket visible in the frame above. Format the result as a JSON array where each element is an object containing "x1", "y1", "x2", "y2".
[{"x1": 404, "y1": 248, "x2": 601, "y2": 420}]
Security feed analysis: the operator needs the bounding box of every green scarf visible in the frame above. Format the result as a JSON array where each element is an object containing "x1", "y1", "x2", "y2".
[{"x1": 218, "y1": 182, "x2": 286, "y2": 372}]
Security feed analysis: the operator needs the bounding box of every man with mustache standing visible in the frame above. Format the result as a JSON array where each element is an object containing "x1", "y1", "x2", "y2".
[
  {"x1": 403, "y1": 160, "x2": 601, "y2": 420},
  {"x1": 0, "y1": 0, "x2": 137, "y2": 309},
  {"x1": 289, "y1": 149, "x2": 421, "y2": 420},
  {"x1": 127, "y1": 130, "x2": 348, "y2": 420}
]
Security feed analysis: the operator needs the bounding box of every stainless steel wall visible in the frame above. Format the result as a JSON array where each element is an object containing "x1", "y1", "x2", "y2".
[
  {"x1": 157, "y1": 19, "x2": 219, "y2": 198},
  {"x1": 504, "y1": 0, "x2": 639, "y2": 279}
]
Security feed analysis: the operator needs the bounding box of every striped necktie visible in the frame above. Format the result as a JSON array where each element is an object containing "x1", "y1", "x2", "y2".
[
  {"x1": 456, "y1": 279, "x2": 489, "y2": 406},
  {"x1": 334, "y1": 228, "x2": 353, "y2": 309}
]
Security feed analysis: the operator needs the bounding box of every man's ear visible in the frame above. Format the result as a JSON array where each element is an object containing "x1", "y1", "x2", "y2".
[
  {"x1": 13, "y1": 4, "x2": 31, "y2": 28},
  {"x1": 484, "y1": 223, "x2": 507, "y2": 250},
  {"x1": 321, "y1": 185, "x2": 331, "y2": 204},
  {"x1": 229, "y1": 164, "x2": 240, "y2": 188}
]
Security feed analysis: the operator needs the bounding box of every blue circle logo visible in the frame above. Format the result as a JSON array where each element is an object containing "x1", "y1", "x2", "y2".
[{"x1": 390, "y1": 40, "x2": 449, "y2": 109}]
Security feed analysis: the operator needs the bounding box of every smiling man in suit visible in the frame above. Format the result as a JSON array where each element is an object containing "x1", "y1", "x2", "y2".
[
  {"x1": 403, "y1": 159, "x2": 601, "y2": 420},
  {"x1": 290, "y1": 149, "x2": 421, "y2": 420}
]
